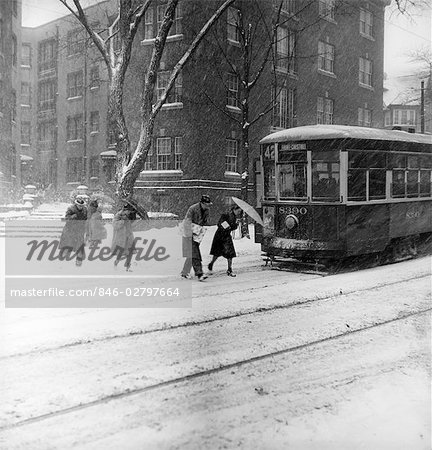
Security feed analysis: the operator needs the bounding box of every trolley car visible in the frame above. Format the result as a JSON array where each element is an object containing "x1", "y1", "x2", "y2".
[{"x1": 256, "y1": 125, "x2": 432, "y2": 263}]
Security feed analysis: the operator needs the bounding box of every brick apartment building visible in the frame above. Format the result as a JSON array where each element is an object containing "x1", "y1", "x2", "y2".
[
  {"x1": 0, "y1": 0, "x2": 21, "y2": 200},
  {"x1": 18, "y1": 0, "x2": 390, "y2": 216}
]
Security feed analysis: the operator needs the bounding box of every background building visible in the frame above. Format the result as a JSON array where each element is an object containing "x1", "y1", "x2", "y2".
[
  {"x1": 19, "y1": 0, "x2": 390, "y2": 217},
  {"x1": 0, "y1": 0, "x2": 22, "y2": 201},
  {"x1": 384, "y1": 73, "x2": 432, "y2": 134}
]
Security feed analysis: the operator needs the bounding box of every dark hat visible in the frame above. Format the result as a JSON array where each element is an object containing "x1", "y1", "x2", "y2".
[
  {"x1": 75, "y1": 198, "x2": 85, "y2": 206},
  {"x1": 200, "y1": 195, "x2": 212, "y2": 204}
]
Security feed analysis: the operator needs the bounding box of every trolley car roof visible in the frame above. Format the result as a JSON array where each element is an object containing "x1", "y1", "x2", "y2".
[{"x1": 260, "y1": 125, "x2": 432, "y2": 146}]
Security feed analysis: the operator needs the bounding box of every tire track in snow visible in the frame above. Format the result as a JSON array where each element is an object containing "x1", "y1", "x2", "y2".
[
  {"x1": 1, "y1": 272, "x2": 429, "y2": 361},
  {"x1": 1, "y1": 306, "x2": 429, "y2": 432}
]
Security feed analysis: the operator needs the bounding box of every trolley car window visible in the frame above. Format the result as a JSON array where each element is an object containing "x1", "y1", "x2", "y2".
[
  {"x1": 407, "y1": 170, "x2": 419, "y2": 197},
  {"x1": 312, "y1": 151, "x2": 339, "y2": 201},
  {"x1": 390, "y1": 153, "x2": 432, "y2": 199},
  {"x1": 420, "y1": 170, "x2": 431, "y2": 196},
  {"x1": 263, "y1": 144, "x2": 276, "y2": 199},
  {"x1": 348, "y1": 151, "x2": 386, "y2": 201},
  {"x1": 392, "y1": 169, "x2": 405, "y2": 197},
  {"x1": 264, "y1": 163, "x2": 276, "y2": 199},
  {"x1": 278, "y1": 150, "x2": 307, "y2": 199}
]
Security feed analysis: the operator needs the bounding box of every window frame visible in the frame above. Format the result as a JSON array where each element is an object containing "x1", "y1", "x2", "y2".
[
  {"x1": 318, "y1": 40, "x2": 335, "y2": 74},
  {"x1": 67, "y1": 71, "x2": 84, "y2": 99},
  {"x1": 359, "y1": 57, "x2": 373, "y2": 87},
  {"x1": 227, "y1": 7, "x2": 240, "y2": 44},
  {"x1": 226, "y1": 72, "x2": 240, "y2": 108},
  {"x1": 318, "y1": 0, "x2": 335, "y2": 21},
  {"x1": 66, "y1": 114, "x2": 83, "y2": 141},
  {"x1": 156, "y1": 137, "x2": 172, "y2": 170},
  {"x1": 225, "y1": 139, "x2": 238, "y2": 173},
  {"x1": 360, "y1": 8, "x2": 373, "y2": 38}
]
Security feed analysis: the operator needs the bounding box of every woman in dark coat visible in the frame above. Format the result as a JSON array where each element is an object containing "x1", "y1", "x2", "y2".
[
  {"x1": 87, "y1": 200, "x2": 107, "y2": 248},
  {"x1": 208, "y1": 204, "x2": 243, "y2": 277},
  {"x1": 111, "y1": 204, "x2": 137, "y2": 271},
  {"x1": 59, "y1": 197, "x2": 88, "y2": 266}
]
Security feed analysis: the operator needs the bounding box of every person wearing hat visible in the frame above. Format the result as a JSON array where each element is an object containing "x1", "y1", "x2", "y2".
[
  {"x1": 86, "y1": 199, "x2": 107, "y2": 249},
  {"x1": 59, "y1": 197, "x2": 88, "y2": 266},
  {"x1": 181, "y1": 195, "x2": 212, "y2": 281}
]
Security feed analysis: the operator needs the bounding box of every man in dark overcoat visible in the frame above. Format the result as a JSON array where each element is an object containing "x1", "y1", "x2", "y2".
[
  {"x1": 59, "y1": 197, "x2": 88, "y2": 266},
  {"x1": 181, "y1": 195, "x2": 212, "y2": 281}
]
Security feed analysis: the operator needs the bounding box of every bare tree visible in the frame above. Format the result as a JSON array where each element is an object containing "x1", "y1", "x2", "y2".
[{"x1": 60, "y1": 0, "x2": 236, "y2": 214}]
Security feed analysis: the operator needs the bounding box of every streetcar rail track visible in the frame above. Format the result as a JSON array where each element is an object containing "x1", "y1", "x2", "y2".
[
  {"x1": 1, "y1": 272, "x2": 429, "y2": 362},
  {"x1": 1, "y1": 306, "x2": 429, "y2": 432}
]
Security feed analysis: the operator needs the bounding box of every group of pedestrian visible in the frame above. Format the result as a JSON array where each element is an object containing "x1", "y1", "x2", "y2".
[
  {"x1": 181, "y1": 195, "x2": 243, "y2": 281},
  {"x1": 59, "y1": 197, "x2": 136, "y2": 270},
  {"x1": 60, "y1": 193, "x2": 244, "y2": 279}
]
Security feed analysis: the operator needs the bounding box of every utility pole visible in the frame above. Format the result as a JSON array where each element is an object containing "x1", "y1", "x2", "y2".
[{"x1": 420, "y1": 81, "x2": 425, "y2": 134}]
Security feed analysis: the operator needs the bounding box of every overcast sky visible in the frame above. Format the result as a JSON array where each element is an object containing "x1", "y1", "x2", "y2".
[{"x1": 21, "y1": 0, "x2": 431, "y2": 79}]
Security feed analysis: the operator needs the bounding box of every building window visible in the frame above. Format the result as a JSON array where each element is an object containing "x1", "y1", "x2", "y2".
[
  {"x1": 384, "y1": 111, "x2": 391, "y2": 127},
  {"x1": 318, "y1": 0, "x2": 335, "y2": 20},
  {"x1": 67, "y1": 29, "x2": 84, "y2": 56},
  {"x1": 67, "y1": 115, "x2": 83, "y2": 141},
  {"x1": 157, "y1": 71, "x2": 182, "y2": 104},
  {"x1": 38, "y1": 80, "x2": 56, "y2": 112},
  {"x1": 273, "y1": 87, "x2": 296, "y2": 129},
  {"x1": 21, "y1": 122, "x2": 31, "y2": 145},
  {"x1": 144, "y1": 144, "x2": 153, "y2": 170},
  {"x1": 12, "y1": 34, "x2": 17, "y2": 66},
  {"x1": 21, "y1": 82, "x2": 31, "y2": 106},
  {"x1": 156, "y1": 3, "x2": 182, "y2": 36},
  {"x1": 144, "y1": 8, "x2": 154, "y2": 39},
  {"x1": 67, "y1": 71, "x2": 83, "y2": 98},
  {"x1": 90, "y1": 66, "x2": 100, "y2": 89},
  {"x1": 318, "y1": 41, "x2": 334, "y2": 74},
  {"x1": 360, "y1": 8, "x2": 373, "y2": 38},
  {"x1": 175, "y1": 137, "x2": 182, "y2": 170},
  {"x1": 11, "y1": 90, "x2": 16, "y2": 122},
  {"x1": 171, "y1": 3, "x2": 182, "y2": 35},
  {"x1": 226, "y1": 139, "x2": 238, "y2": 173},
  {"x1": 276, "y1": 26, "x2": 296, "y2": 73},
  {"x1": 358, "y1": 107, "x2": 372, "y2": 127},
  {"x1": 22, "y1": 43, "x2": 31, "y2": 66},
  {"x1": 226, "y1": 73, "x2": 239, "y2": 108},
  {"x1": 66, "y1": 157, "x2": 83, "y2": 182},
  {"x1": 393, "y1": 109, "x2": 416, "y2": 126},
  {"x1": 38, "y1": 121, "x2": 55, "y2": 144},
  {"x1": 359, "y1": 57, "x2": 373, "y2": 87},
  {"x1": 144, "y1": 3, "x2": 182, "y2": 40},
  {"x1": 90, "y1": 157, "x2": 99, "y2": 178},
  {"x1": 39, "y1": 39, "x2": 56, "y2": 73},
  {"x1": 317, "y1": 96, "x2": 334, "y2": 124},
  {"x1": 227, "y1": 7, "x2": 240, "y2": 43},
  {"x1": 90, "y1": 111, "x2": 100, "y2": 133},
  {"x1": 156, "y1": 137, "x2": 171, "y2": 170}
]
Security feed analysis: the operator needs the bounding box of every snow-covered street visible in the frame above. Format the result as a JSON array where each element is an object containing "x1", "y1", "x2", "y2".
[{"x1": 0, "y1": 216, "x2": 430, "y2": 449}]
